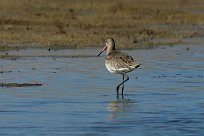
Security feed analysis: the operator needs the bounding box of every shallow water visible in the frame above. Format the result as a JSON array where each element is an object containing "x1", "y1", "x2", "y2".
[{"x1": 0, "y1": 44, "x2": 204, "y2": 136}]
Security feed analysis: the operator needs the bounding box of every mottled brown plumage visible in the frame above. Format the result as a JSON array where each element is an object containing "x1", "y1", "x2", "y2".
[
  {"x1": 98, "y1": 38, "x2": 141, "y2": 98},
  {"x1": 105, "y1": 50, "x2": 140, "y2": 74}
]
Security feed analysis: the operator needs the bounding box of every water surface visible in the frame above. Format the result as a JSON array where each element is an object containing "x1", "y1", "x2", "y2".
[{"x1": 0, "y1": 44, "x2": 204, "y2": 135}]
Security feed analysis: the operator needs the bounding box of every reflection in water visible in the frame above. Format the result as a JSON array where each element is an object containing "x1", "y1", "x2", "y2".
[
  {"x1": 107, "y1": 99, "x2": 135, "y2": 119},
  {"x1": 1, "y1": 45, "x2": 204, "y2": 135}
]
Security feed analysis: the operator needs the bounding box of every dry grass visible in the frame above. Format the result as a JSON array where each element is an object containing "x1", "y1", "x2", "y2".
[{"x1": 0, "y1": 0, "x2": 204, "y2": 50}]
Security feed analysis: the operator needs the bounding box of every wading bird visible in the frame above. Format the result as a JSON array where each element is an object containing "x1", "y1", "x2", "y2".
[{"x1": 98, "y1": 38, "x2": 141, "y2": 98}]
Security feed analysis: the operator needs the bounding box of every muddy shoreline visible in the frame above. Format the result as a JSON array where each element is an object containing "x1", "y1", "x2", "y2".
[
  {"x1": 0, "y1": 37, "x2": 203, "y2": 60},
  {"x1": 0, "y1": 0, "x2": 204, "y2": 51}
]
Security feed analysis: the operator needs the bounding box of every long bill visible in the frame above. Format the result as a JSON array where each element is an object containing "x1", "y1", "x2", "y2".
[{"x1": 97, "y1": 46, "x2": 107, "y2": 56}]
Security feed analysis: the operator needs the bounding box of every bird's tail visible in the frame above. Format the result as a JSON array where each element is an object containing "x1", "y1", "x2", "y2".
[{"x1": 135, "y1": 63, "x2": 141, "y2": 69}]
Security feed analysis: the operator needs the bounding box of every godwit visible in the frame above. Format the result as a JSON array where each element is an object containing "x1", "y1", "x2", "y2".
[{"x1": 98, "y1": 38, "x2": 141, "y2": 98}]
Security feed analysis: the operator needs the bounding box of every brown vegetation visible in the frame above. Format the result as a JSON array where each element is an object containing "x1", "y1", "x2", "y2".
[
  {"x1": 0, "y1": 0, "x2": 204, "y2": 50},
  {"x1": 0, "y1": 83, "x2": 42, "y2": 87}
]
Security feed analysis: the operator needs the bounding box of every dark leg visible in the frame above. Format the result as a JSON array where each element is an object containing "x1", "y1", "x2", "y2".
[
  {"x1": 116, "y1": 73, "x2": 129, "y2": 98},
  {"x1": 122, "y1": 74, "x2": 124, "y2": 95},
  {"x1": 116, "y1": 88, "x2": 119, "y2": 99}
]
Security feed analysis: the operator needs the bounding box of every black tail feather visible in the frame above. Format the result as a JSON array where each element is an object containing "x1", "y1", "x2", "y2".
[{"x1": 135, "y1": 63, "x2": 141, "y2": 69}]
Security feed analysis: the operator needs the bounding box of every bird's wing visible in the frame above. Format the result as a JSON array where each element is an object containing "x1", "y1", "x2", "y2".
[{"x1": 106, "y1": 51, "x2": 137, "y2": 69}]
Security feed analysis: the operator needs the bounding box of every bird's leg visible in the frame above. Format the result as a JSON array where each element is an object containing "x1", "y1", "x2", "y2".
[
  {"x1": 116, "y1": 73, "x2": 129, "y2": 98},
  {"x1": 122, "y1": 74, "x2": 124, "y2": 95},
  {"x1": 116, "y1": 89, "x2": 119, "y2": 99}
]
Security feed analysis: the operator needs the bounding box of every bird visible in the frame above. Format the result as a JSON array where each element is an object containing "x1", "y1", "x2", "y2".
[{"x1": 98, "y1": 38, "x2": 141, "y2": 98}]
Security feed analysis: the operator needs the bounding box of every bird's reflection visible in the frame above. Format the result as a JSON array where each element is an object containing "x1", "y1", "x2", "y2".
[{"x1": 107, "y1": 98, "x2": 135, "y2": 119}]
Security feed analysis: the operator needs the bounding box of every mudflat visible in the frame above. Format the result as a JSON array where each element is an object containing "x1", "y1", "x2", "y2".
[{"x1": 0, "y1": 0, "x2": 204, "y2": 51}]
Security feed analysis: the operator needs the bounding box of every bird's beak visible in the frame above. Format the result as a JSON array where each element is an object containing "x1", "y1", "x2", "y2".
[{"x1": 97, "y1": 46, "x2": 107, "y2": 56}]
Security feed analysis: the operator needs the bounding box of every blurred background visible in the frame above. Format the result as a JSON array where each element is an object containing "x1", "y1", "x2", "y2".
[{"x1": 0, "y1": 0, "x2": 204, "y2": 50}]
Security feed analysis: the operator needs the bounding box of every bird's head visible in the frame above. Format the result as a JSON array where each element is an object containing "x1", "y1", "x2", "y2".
[{"x1": 97, "y1": 38, "x2": 115, "y2": 56}]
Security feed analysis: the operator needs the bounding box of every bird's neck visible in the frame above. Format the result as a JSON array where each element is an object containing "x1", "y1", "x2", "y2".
[{"x1": 106, "y1": 46, "x2": 116, "y2": 55}]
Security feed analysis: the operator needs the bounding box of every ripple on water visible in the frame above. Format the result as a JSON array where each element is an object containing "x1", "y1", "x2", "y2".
[{"x1": 0, "y1": 45, "x2": 204, "y2": 135}]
